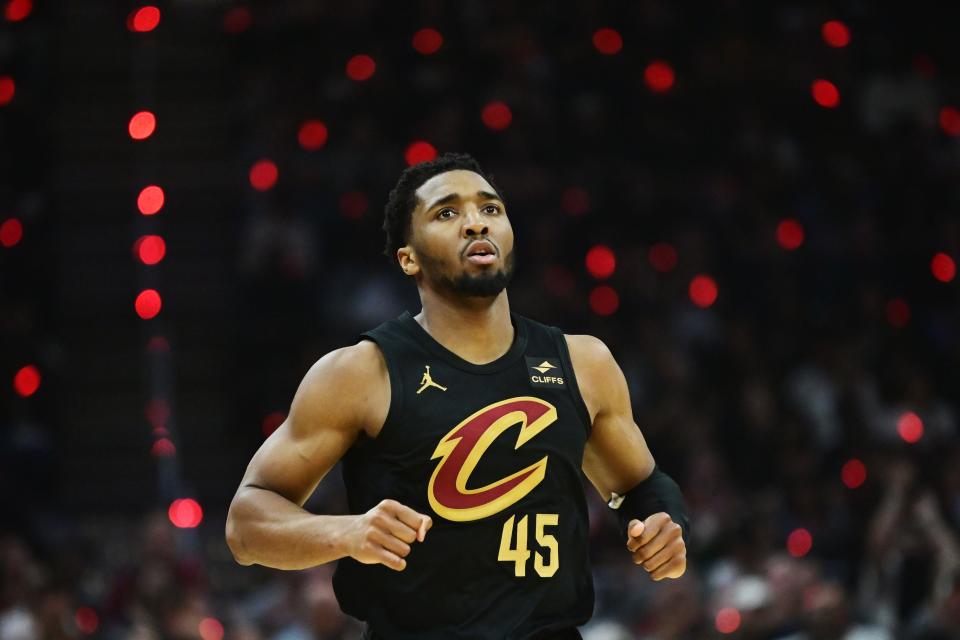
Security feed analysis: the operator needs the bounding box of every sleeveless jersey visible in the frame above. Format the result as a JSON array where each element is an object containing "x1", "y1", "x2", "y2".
[{"x1": 332, "y1": 310, "x2": 595, "y2": 640}]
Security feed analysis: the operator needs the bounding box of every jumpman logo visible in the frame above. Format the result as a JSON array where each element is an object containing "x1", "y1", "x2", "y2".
[{"x1": 417, "y1": 365, "x2": 447, "y2": 394}]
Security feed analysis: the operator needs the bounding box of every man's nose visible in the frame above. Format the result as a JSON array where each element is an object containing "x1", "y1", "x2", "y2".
[{"x1": 461, "y1": 208, "x2": 488, "y2": 237}]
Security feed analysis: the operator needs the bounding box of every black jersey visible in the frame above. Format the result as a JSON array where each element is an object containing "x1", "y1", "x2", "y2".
[{"x1": 332, "y1": 310, "x2": 595, "y2": 640}]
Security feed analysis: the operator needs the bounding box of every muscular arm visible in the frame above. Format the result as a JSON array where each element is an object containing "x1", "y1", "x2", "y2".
[
  {"x1": 566, "y1": 334, "x2": 656, "y2": 500},
  {"x1": 225, "y1": 341, "x2": 390, "y2": 569}
]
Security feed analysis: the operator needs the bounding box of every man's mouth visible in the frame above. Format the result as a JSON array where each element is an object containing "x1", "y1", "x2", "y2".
[{"x1": 465, "y1": 240, "x2": 497, "y2": 265}]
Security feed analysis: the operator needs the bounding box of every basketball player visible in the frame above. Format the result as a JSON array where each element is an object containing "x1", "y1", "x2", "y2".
[{"x1": 226, "y1": 153, "x2": 690, "y2": 639}]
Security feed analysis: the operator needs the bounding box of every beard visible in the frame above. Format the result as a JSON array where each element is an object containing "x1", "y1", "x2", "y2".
[{"x1": 416, "y1": 245, "x2": 517, "y2": 298}]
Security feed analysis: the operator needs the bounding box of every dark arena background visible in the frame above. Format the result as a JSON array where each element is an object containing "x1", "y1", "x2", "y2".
[{"x1": 2, "y1": 1, "x2": 959, "y2": 639}]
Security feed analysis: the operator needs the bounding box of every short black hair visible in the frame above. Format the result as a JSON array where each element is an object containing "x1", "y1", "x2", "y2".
[{"x1": 381, "y1": 152, "x2": 504, "y2": 261}]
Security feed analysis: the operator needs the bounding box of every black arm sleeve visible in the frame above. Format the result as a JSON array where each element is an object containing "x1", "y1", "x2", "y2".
[{"x1": 607, "y1": 465, "x2": 690, "y2": 543}]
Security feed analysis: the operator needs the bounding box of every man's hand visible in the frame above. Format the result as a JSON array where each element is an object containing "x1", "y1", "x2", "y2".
[
  {"x1": 626, "y1": 512, "x2": 686, "y2": 581},
  {"x1": 345, "y1": 499, "x2": 433, "y2": 572}
]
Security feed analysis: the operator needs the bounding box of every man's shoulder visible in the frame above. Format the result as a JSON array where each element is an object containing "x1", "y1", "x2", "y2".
[{"x1": 303, "y1": 339, "x2": 388, "y2": 389}]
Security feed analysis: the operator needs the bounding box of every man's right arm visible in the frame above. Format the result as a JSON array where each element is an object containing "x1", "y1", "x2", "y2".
[{"x1": 225, "y1": 340, "x2": 432, "y2": 571}]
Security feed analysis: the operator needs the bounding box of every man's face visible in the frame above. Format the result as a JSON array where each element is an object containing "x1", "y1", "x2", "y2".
[{"x1": 399, "y1": 169, "x2": 515, "y2": 298}]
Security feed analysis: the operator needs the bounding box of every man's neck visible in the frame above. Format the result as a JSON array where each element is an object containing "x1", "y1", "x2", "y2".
[{"x1": 413, "y1": 290, "x2": 513, "y2": 365}]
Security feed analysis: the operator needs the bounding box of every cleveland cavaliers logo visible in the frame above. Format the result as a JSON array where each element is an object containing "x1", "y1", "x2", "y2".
[{"x1": 427, "y1": 397, "x2": 558, "y2": 522}]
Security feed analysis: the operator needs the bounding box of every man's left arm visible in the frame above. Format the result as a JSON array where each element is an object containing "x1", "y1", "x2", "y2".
[{"x1": 566, "y1": 334, "x2": 689, "y2": 581}]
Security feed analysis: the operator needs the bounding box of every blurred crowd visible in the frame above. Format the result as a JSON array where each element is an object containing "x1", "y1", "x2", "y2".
[{"x1": 3, "y1": 0, "x2": 960, "y2": 639}]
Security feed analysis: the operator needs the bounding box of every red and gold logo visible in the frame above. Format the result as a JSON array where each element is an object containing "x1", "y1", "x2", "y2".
[{"x1": 427, "y1": 397, "x2": 557, "y2": 522}]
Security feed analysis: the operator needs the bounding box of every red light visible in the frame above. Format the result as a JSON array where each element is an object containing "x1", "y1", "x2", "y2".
[
  {"x1": 223, "y1": 6, "x2": 251, "y2": 34},
  {"x1": 787, "y1": 528, "x2": 813, "y2": 557},
  {"x1": 776, "y1": 218, "x2": 804, "y2": 250},
  {"x1": 821, "y1": 20, "x2": 851, "y2": 48},
  {"x1": 885, "y1": 298, "x2": 910, "y2": 328},
  {"x1": 812, "y1": 79, "x2": 840, "y2": 108},
  {"x1": 644, "y1": 61, "x2": 675, "y2": 93},
  {"x1": 128, "y1": 111, "x2": 156, "y2": 140},
  {"x1": 482, "y1": 101, "x2": 512, "y2": 131},
  {"x1": 841, "y1": 458, "x2": 866, "y2": 489},
  {"x1": 262, "y1": 411, "x2": 285, "y2": 437},
  {"x1": 199, "y1": 618, "x2": 224, "y2": 640},
  {"x1": 339, "y1": 190, "x2": 368, "y2": 219},
  {"x1": 168, "y1": 498, "x2": 203, "y2": 528},
  {"x1": 412, "y1": 28, "x2": 443, "y2": 55},
  {"x1": 151, "y1": 438, "x2": 176, "y2": 457},
  {"x1": 135, "y1": 289, "x2": 162, "y2": 320},
  {"x1": 0, "y1": 76, "x2": 14, "y2": 106},
  {"x1": 715, "y1": 608, "x2": 741, "y2": 634},
  {"x1": 592, "y1": 28, "x2": 623, "y2": 55},
  {"x1": 939, "y1": 107, "x2": 960, "y2": 136},
  {"x1": 585, "y1": 245, "x2": 616, "y2": 279},
  {"x1": 561, "y1": 187, "x2": 590, "y2": 216},
  {"x1": 931, "y1": 252, "x2": 956, "y2": 282},
  {"x1": 75, "y1": 607, "x2": 99, "y2": 635},
  {"x1": 4, "y1": 0, "x2": 31, "y2": 22},
  {"x1": 649, "y1": 242, "x2": 678, "y2": 272},
  {"x1": 689, "y1": 274, "x2": 718, "y2": 308},
  {"x1": 128, "y1": 6, "x2": 160, "y2": 32},
  {"x1": 405, "y1": 141, "x2": 437, "y2": 166},
  {"x1": 135, "y1": 235, "x2": 166, "y2": 265},
  {"x1": 897, "y1": 411, "x2": 923, "y2": 443},
  {"x1": 146, "y1": 335, "x2": 169, "y2": 353},
  {"x1": 13, "y1": 364, "x2": 40, "y2": 397},
  {"x1": 249, "y1": 159, "x2": 278, "y2": 191},
  {"x1": 589, "y1": 285, "x2": 619, "y2": 316},
  {"x1": 145, "y1": 398, "x2": 170, "y2": 428},
  {"x1": 346, "y1": 54, "x2": 376, "y2": 81},
  {"x1": 1, "y1": 218, "x2": 23, "y2": 248},
  {"x1": 137, "y1": 185, "x2": 165, "y2": 215},
  {"x1": 298, "y1": 120, "x2": 328, "y2": 150}
]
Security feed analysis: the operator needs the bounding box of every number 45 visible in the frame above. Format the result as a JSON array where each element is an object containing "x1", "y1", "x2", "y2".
[{"x1": 498, "y1": 513, "x2": 559, "y2": 578}]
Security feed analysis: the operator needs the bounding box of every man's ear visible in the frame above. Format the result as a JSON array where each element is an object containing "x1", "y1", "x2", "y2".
[{"x1": 397, "y1": 246, "x2": 419, "y2": 276}]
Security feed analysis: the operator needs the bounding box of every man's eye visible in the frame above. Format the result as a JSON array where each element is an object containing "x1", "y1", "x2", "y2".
[
  {"x1": 437, "y1": 209, "x2": 456, "y2": 219},
  {"x1": 484, "y1": 205, "x2": 500, "y2": 214}
]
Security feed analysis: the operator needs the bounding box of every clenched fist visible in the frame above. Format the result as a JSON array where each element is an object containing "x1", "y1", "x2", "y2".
[
  {"x1": 346, "y1": 499, "x2": 433, "y2": 572},
  {"x1": 626, "y1": 512, "x2": 686, "y2": 581}
]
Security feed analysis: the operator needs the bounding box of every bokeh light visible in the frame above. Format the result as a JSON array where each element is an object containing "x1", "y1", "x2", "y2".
[
  {"x1": 134, "y1": 235, "x2": 166, "y2": 265},
  {"x1": 585, "y1": 245, "x2": 616, "y2": 279},
  {"x1": 560, "y1": 187, "x2": 590, "y2": 216},
  {"x1": 841, "y1": 458, "x2": 867, "y2": 489},
  {"x1": 0, "y1": 76, "x2": 14, "y2": 106},
  {"x1": 151, "y1": 438, "x2": 176, "y2": 457},
  {"x1": 1, "y1": 218, "x2": 23, "y2": 248},
  {"x1": 897, "y1": 411, "x2": 923, "y2": 443},
  {"x1": 821, "y1": 20, "x2": 851, "y2": 47},
  {"x1": 128, "y1": 6, "x2": 160, "y2": 32},
  {"x1": 137, "y1": 185, "x2": 165, "y2": 215},
  {"x1": 168, "y1": 498, "x2": 203, "y2": 528},
  {"x1": 5, "y1": 0, "x2": 32, "y2": 22},
  {"x1": 298, "y1": 120, "x2": 328, "y2": 150},
  {"x1": 262, "y1": 411, "x2": 286, "y2": 437},
  {"x1": 482, "y1": 101, "x2": 512, "y2": 131},
  {"x1": 13, "y1": 364, "x2": 40, "y2": 397},
  {"x1": 592, "y1": 28, "x2": 622, "y2": 55},
  {"x1": 776, "y1": 218, "x2": 804, "y2": 250},
  {"x1": 931, "y1": 252, "x2": 956, "y2": 282},
  {"x1": 145, "y1": 398, "x2": 170, "y2": 429},
  {"x1": 589, "y1": 285, "x2": 619, "y2": 316},
  {"x1": 812, "y1": 79, "x2": 840, "y2": 108},
  {"x1": 128, "y1": 110, "x2": 156, "y2": 140},
  {"x1": 199, "y1": 618, "x2": 225, "y2": 640},
  {"x1": 135, "y1": 289, "x2": 162, "y2": 320},
  {"x1": 689, "y1": 275, "x2": 718, "y2": 308},
  {"x1": 405, "y1": 141, "x2": 437, "y2": 166},
  {"x1": 885, "y1": 298, "x2": 910, "y2": 328},
  {"x1": 787, "y1": 528, "x2": 813, "y2": 557},
  {"x1": 648, "y1": 242, "x2": 678, "y2": 272},
  {"x1": 346, "y1": 54, "x2": 376, "y2": 81},
  {"x1": 940, "y1": 107, "x2": 960, "y2": 136},
  {"x1": 249, "y1": 159, "x2": 278, "y2": 191},
  {"x1": 223, "y1": 6, "x2": 252, "y2": 33},
  {"x1": 412, "y1": 28, "x2": 443, "y2": 55},
  {"x1": 644, "y1": 61, "x2": 675, "y2": 93},
  {"x1": 75, "y1": 607, "x2": 98, "y2": 635},
  {"x1": 715, "y1": 608, "x2": 741, "y2": 634}
]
